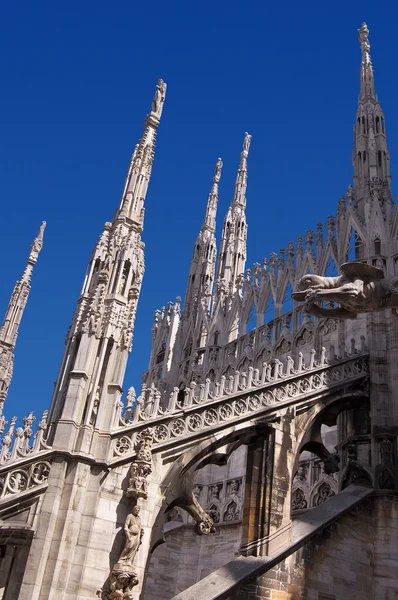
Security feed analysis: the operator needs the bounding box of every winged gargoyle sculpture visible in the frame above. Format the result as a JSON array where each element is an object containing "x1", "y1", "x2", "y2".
[{"x1": 292, "y1": 261, "x2": 398, "y2": 319}]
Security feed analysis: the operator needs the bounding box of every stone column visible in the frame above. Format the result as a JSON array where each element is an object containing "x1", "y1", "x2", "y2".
[
  {"x1": 240, "y1": 432, "x2": 273, "y2": 555},
  {"x1": 240, "y1": 415, "x2": 294, "y2": 558}
]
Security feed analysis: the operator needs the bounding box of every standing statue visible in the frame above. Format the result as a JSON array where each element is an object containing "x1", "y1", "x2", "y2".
[
  {"x1": 106, "y1": 429, "x2": 153, "y2": 598},
  {"x1": 117, "y1": 506, "x2": 144, "y2": 567},
  {"x1": 109, "y1": 506, "x2": 143, "y2": 599},
  {"x1": 292, "y1": 262, "x2": 398, "y2": 319},
  {"x1": 243, "y1": 132, "x2": 252, "y2": 153},
  {"x1": 151, "y1": 79, "x2": 166, "y2": 116},
  {"x1": 214, "y1": 158, "x2": 223, "y2": 184}
]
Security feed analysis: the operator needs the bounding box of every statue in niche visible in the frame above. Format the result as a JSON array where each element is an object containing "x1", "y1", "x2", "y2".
[{"x1": 292, "y1": 262, "x2": 398, "y2": 319}]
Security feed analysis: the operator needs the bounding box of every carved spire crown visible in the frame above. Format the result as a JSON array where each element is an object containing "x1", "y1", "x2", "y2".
[
  {"x1": 353, "y1": 23, "x2": 391, "y2": 211},
  {"x1": 0, "y1": 222, "x2": 45, "y2": 404},
  {"x1": 202, "y1": 157, "x2": 223, "y2": 232},
  {"x1": 232, "y1": 132, "x2": 252, "y2": 209},
  {"x1": 118, "y1": 78, "x2": 167, "y2": 226},
  {"x1": 358, "y1": 23, "x2": 375, "y2": 101}
]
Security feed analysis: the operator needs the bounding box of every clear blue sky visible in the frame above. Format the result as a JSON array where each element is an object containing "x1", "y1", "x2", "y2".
[{"x1": 1, "y1": 1, "x2": 397, "y2": 422}]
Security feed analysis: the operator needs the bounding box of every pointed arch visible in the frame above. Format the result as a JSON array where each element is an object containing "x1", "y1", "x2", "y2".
[{"x1": 310, "y1": 479, "x2": 337, "y2": 507}]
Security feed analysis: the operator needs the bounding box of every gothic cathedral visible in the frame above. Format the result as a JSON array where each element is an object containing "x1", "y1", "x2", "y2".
[{"x1": 0, "y1": 23, "x2": 397, "y2": 600}]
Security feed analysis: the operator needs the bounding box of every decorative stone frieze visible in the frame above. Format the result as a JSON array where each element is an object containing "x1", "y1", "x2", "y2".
[
  {"x1": 0, "y1": 460, "x2": 51, "y2": 500},
  {"x1": 112, "y1": 351, "x2": 368, "y2": 461}
]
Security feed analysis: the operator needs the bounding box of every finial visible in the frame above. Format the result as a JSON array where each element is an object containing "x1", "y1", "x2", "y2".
[
  {"x1": 29, "y1": 221, "x2": 46, "y2": 263},
  {"x1": 358, "y1": 23, "x2": 370, "y2": 54}
]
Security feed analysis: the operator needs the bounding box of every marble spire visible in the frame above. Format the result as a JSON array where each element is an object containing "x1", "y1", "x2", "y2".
[{"x1": 0, "y1": 222, "x2": 46, "y2": 405}]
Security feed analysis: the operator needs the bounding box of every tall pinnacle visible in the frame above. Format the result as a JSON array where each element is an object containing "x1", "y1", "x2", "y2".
[
  {"x1": 119, "y1": 79, "x2": 167, "y2": 226},
  {"x1": 203, "y1": 158, "x2": 223, "y2": 232},
  {"x1": 358, "y1": 23, "x2": 375, "y2": 100},
  {"x1": 353, "y1": 23, "x2": 391, "y2": 208},
  {"x1": 215, "y1": 132, "x2": 251, "y2": 291},
  {"x1": 0, "y1": 222, "x2": 46, "y2": 403},
  {"x1": 232, "y1": 132, "x2": 252, "y2": 208}
]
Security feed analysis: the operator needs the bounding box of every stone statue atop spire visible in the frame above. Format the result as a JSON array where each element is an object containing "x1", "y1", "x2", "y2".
[
  {"x1": 358, "y1": 22, "x2": 370, "y2": 54},
  {"x1": 213, "y1": 157, "x2": 223, "y2": 185},
  {"x1": 242, "y1": 131, "x2": 251, "y2": 156},
  {"x1": 150, "y1": 78, "x2": 167, "y2": 120},
  {"x1": 28, "y1": 221, "x2": 46, "y2": 263}
]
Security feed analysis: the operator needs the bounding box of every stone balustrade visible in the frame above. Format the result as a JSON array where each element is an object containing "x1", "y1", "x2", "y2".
[
  {"x1": 0, "y1": 409, "x2": 51, "y2": 467},
  {"x1": 112, "y1": 341, "x2": 369, "y2": 461}
]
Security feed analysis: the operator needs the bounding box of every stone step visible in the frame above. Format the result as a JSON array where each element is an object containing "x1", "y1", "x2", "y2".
[{"x1": 171, "y1": 484, "x2": 373, "y2": 600}]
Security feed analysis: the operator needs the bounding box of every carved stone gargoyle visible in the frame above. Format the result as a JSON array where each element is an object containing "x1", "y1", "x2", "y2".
[
  {"x1": 165, "y1": 464, "x2": 216, "y2": 536},
  {"x1": 292, "y1": 261, "x2": 398, "y2": 319}
]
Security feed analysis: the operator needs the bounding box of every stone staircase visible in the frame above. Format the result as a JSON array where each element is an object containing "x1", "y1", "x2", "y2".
[{"x1": 171, "y1": 485, "x2": 373, "y2": 600}]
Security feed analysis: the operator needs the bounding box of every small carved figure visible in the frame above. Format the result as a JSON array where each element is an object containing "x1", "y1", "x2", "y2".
[
  {"x1": 229, "y1": 479, "x2": 239, "y2": 494},
  {"x1": 297, "y1": 464, "x2": 306, "y2": 481},
  {"x1": 193, "y1": 484, "x2": 202, "y2": 498},
  {"x1": 209, "y1": 484, "x2": 220, "y2": 499},
  {"x1": 292, "y1": 261, "x2": 398, "y2": 319}
]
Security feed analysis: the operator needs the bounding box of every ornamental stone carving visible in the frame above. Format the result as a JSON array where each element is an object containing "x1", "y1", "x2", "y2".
[
  {"x1": 126, "y1": 428, "x2": 153, "y2": 499},
  {"x1": 292, "y1": 261, "x2": 398, "y2": 319},
  {"x1": 313, "y1": 481, "x2": 335, "y2": 506},
  {"x1": 292, "y1": 488, "x2": 308, "y2": 510}
]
